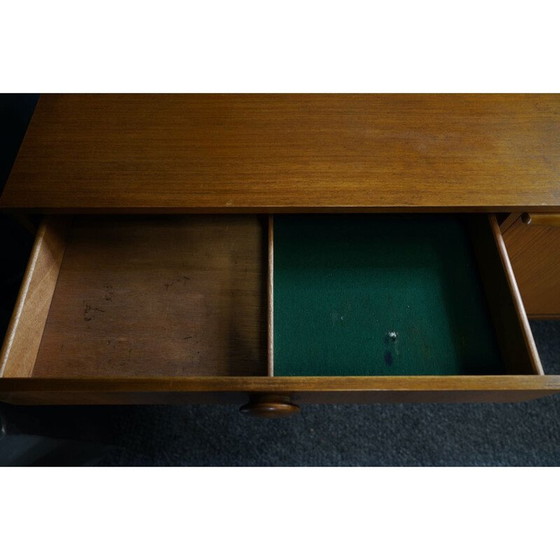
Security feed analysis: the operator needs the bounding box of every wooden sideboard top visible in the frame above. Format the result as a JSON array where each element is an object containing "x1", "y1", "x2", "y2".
[{"x1": 1, "y1": 94, "x2": 559, "y2": 212}]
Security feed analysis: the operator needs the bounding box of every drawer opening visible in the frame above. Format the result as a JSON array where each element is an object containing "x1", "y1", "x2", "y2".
[
  {"x1": 1, "y1": 215, "x2": 268, "y2": 379},
  {"x1": 271, "y1": 214, "x2": 542, "y2": 377},
  {"x1": 0, "y1": 213, "x2": 542, "y2": 381}
]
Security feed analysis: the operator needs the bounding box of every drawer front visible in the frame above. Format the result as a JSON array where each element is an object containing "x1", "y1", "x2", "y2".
[
  {"x1": 0, "y1": 213, "x2": 553, "y2": 409},
  {"x1": 0, "y1": 377, "x2": 559, "y2": 407},
  {"x1": 503, "y1": 214, "x2": 560, "y2": 319}
]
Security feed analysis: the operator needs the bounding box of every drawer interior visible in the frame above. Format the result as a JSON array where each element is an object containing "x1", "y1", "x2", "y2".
[
  {"x1": 271, "y1": 214, "x2": 542, "y2": 377},
  {"x1": 2, "y1": 215, "x2": 267, "y2": 378},
  {"x1": 273, "y1": 214, "x2": 503, "y2": 376},
  {"x1": 0, "y1": 213, "x2": 542, "y2": 380}
]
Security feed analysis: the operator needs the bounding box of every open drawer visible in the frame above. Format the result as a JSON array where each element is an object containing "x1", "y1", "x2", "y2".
[{"x1": 0, "y1": 213, "x2": 558, "y2": 414}]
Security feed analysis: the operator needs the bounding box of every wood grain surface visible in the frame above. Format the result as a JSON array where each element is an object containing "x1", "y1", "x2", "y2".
[
  {"x1": 31, "y1": 215, "x2": 267, "y2": 377},
  {"x1": 503, "y1": 215, "x2": 560, "y2": 318},
  {"x1": 2, "y1": 94, "x2": 560, "y2": 212},
  {"x1": 0, "y1": 376, "x2": 559, "y2": 405},
  {"x1": 468, "y1": 215, "x2": 543, "y2": 374},
  {"x1": 0, "y1": 218, "x2": 67, "y2": 378}
]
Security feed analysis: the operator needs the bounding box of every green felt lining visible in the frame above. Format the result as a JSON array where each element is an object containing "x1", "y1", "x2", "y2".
[{"x1": 273, "y1": 214, "x2": 504, "y2": 376}]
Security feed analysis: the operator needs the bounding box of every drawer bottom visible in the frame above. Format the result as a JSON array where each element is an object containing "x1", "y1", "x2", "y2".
[
  {"x1": 273, "y1": 214, "x2": 504, "y2": 376},
  {"x1": 1, "y1": 215, "x2": 268, "y2": 379}
]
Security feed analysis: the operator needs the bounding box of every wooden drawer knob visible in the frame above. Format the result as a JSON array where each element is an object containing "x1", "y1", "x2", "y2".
[{"x1": 240, "y1": 394, "x2": 299, "y2": 418}]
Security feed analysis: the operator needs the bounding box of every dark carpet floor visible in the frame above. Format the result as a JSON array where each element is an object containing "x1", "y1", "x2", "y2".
[
  {"x1": 0, "y1": 322, "x2": 560, "y2": 466},
  {"x1": 88, "y1": 320, "x2": 560, "y2": 466},
  {"x1": 1, "y1": 94, "x2": 560, "y2": 466},
  {"x1": 1, "y1": 321, "x2": 559, "y2": 466},
  {"x1": 98, "y1": 320, "x2": 560, "y2": 466}
]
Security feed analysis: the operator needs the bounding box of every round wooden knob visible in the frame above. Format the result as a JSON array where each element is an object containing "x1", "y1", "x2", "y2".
[{"x1": 240, "y1": 394, "x2": 299, "y2": 418}]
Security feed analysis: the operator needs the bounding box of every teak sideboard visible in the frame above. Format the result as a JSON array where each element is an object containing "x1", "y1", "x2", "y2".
[{"x1": 1, "y1": 94, "x2": 559, "y2": 417}]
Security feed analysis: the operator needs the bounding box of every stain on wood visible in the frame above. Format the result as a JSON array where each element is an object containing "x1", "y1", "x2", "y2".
[{"x1": 31, "y1": 215, "x2": 267, "y2": 378}]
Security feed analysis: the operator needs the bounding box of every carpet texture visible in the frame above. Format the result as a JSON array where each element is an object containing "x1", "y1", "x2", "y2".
[{"x1": 97, "y1": 321, "x2": 560, "y2": 466}]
